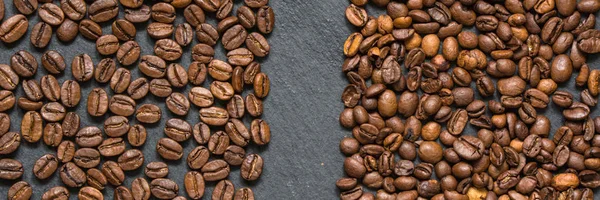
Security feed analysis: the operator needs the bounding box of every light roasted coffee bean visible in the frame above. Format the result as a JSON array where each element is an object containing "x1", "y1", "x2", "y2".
[{"x1": 8, "y1": 181, "x2": 32, "y2": 200}]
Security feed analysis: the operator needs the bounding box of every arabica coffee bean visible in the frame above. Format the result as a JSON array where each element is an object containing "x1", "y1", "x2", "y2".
[
  {"x1": 59, "y1": 162, "x2": 86, "y2": 187},
  {"x1": 14, "y1": 0, "x2": 37, "y2": 15},
  {"x1": 145, "y1": 161, "x2": 168, "y2": 178},
  {"x1": 42, "y1": 123, "x2": 62, "y2": 147},
  {"x1": 61, "y1": 0, "x2": 86, "y2": 21},
  {"x1": 164, "y1": 118, "x2": 192, "y2": 141},
  {"x1": 57, "y1": 140, "x2": 75, "y2": 163},
  {"x1": 0, "y1": 132, "x2": 20, "y2": 155},
  {"x1": 188, "y1": 146, "x2": 210, "y2": 169},
  {"x1": 98, "y1": 137, "x2": 126, "y2": 157},
  {"x1": 116, "y1": 41, "x2": 141, "y2": 65},
  {"x1": 154, "y1": 39, "x2": 182, "y2": 61},
  {"x1": 8, "y1": 181, "x2": 32, "y2": 200},
  {"x1": 11, "y1": 50, "x2": 37, "y2": 77},
  {"x1": 33, "y1": 154, "x2": 58, "y2": 179},
  {"x1": 109, "y1": 95, "x2": 136, "y2": 116},
  {"x1": 117, "y1": 149, "x2": 144, "y2": 171},
  {"x1": 212, "y1": 180, "x2": 235, "y2": 200},
  {"x1": 87, "y1": 88, "x2": 108, "y2": 116},
  {"x1": 71, "y1": 54, "x2": 94, "y2": 82},
  {"x1": 149, "y1": 78, "x2": 172, "y2": 97},
  {"x1": 104, "y1": 116, "x2": 130, "y2": 137},
  {"x1": 78, "y1": 187, "x2": 103, "y2": 200},
  {"x1": 0, "y1": 15, "x2": 28, "y2": 43},
  {"x1": 21, "y1": 111, "x2": 42, "y2": 143},
  {"x1": 185, "y1": 171, "x2": 205, "y2": 199},
  {"x1": 57, "y1": 19, "x2": 79, "y2": 42},
  {"x1": 88, "y1": 0, "x2": 118, "y2": 22},
  {"x1": 101, "y1": 161, "x2": 124, "y2": 186},
  {"x1": 61, "y1": 80, "x2": 81, "y2": 107},
  {"x1": 128, "y1": 124, "x2": 147, "y2": 147},
  {"x1": 86, "y1": 168, "x2": 107, "y2": 190},
  {"x1": 151, "y1": 178, "x2": 179, "y2": 199},
  {"x1": 79, "y1": 19, "x2": 103, "y2": 40},
  {"x1": 76, "y1": 126, "x2": 103, "y2": 147},
  {"x1": 241, "y1": 154, "x2": 263, "y2": 181},
  {"x1": 131, "y1": 177, "x2": 150, "y2": 200},
  {"x1": 42, "y1": 186, "x2": 69, "y2": 200},
  {"x1": 38, "y1": 3, "x2": 64, "y2": 26},
  {"x1": 73, "y1": 148, "x2": 101, "y2": 168},
  {"x1": 114, "y1": 186, "x2": 133, "y2": 200},
  {"x1": 136, "y1": 104, "x2": 161, "y2": 123},
  {"x1": 156, "y1": 138, "x2": 183, "y2": 160},
  {"x1": 201, "y1": 159, "x2": 230, "y2": 181},
  {"x1": 30, "y1": 22, "x2": 52, "y2": 48},
  {"x1": 125, "y1": 5, "x2": 151, "y2": 23}
]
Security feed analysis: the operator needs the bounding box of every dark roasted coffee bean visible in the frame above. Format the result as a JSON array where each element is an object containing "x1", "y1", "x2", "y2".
[
  {"x1": 11, "y1": 50, "x2": 37, "y2": 77},
  {"x1": 98, "y1": 137, "x2": 126, "y2": 157},
  {"x1": 101, "y1": 161, "x2": 124, "y2": 186},
  {"x1": 117, "y1": 149, "x2": 144, "y2": 171},
  {"x1": 112, "y1": 20, "x2": 135, "y2": 41},
  {"x1": 30, "y1": 22, "x2": 51, "y2": 48},
  {"x1": 156, "y1": 138, "x2": 183, "y2": 160},
  {"x1": 87, "y1": 88, "x2": 108, "y2": 116},
  {"x1": 116, "y1": 41, "x2": 141, "y2": 66},
  {"x1": 8, "y1": 181, "x2": 32, "y2": 200},
  {"x1": 0, "y1": 15, "x2": 28, "y2": 43},
  {"x1": 124, "y1": 5, "x2": 151, "y2": 23},
  {"x1": 151, "y1": 178, "x2": 178, "y2": 199},
  {"x1": 88, "y1": 0, "x2": 118, "y2": 22},
  {"x1": 59, "y1": 162, "x2": 85, "y2": 187}
]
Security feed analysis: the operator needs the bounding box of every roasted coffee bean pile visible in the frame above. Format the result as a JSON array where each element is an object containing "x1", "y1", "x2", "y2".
[
  {"x1": 0, "y1": 0, "x2": 273, "y2": 199},
  {"x1": 339, "y1": 0, "x2": 600, "y2": 199}
]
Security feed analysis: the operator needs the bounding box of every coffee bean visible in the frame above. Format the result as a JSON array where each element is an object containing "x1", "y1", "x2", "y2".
[
  {"x1": 22, "y1": 79, "x2": 42, "y2": 101},
  {"x1": 71, "y1": 54, "x2": 94, "y2": 82},
  {"x1": 95, "y1": 58, "x2": 116, "y2": 83},
  {"x1": 124, "y1": 5, "x2": 151, "y2": 23},
  {"x1": 241, "y1": 154, "x2": 263, "y2": 181},
  {"x1": 145, "y1": 161, "x2": 169, "y2": 178},
  {"x1": 151, "y1": 2, "x2": 175, "y2": 23},
  {"x1": 87, "y1": 88, "x2": 108, "y2": 116},
  {"x1": 151, "y1": 178, "x2": 179, "y2": 199},
  {"x1": 0, "y1": 14, "x2": 28, "y2": 43},
  {"x1": 60, "y1": 80, "x2": 80, "y2": 108},
  {"x1": 224, "y1": 145, "x2": 245, "y2": 166},
  {"x1": 42, "y1": 123, "x2": 62, "y2": 147},
  {"x1": 251, "y1": 119, "x2": 270, "y2": 145},
  {"x1": 175, "y1": 23, "x2": 193, "y2": 46},
  {"x1": 131, "y1": 177, "x2": 151, "y2": 200},
  {"x1": 237, "y1": 6, "x2": 255, "y2": 28},
  {"x1": 0, "y1": 131, "x2": 19, "y2": 155},
  {"x1": 61, "y1": 0, "x2": 86, "y2": 21},
  {"x1": 21, "y1": 111, "x2": 42, "y2": 143},
  {"x1": 73, "y1": 148, "x2": 101, "y2": 168},
  {"x1": 186, "y1": 146, "x2": 210, "y2": 170},
  {"x1": 128, "y1": 124, "x2": 147, "y2": 147},
  {"x1": 79, "y1": 19, "x2": 103, "y2": 40},
  {"x1": 201, "y1": 159, "x2": 230, "y2": 181},
  {"x1": 199, "y1": 106, "x2": 229, "y2": 126},
  {"x1": 85, "y1": 168, "x2": 107, "y2": 190},
  {"x1": 98, "y1": 137, "x2": 126, "y2": 157},
  {"x1": 0, "y1": 90, "x2": 15, "y2": 112},
  {"x1": 184, "y1": 171, "x2": 205, "y2": 199},
  {"x1": 10, "y1": 50, "x2": 37, "y2": 77},
  {"x1": 208, "y1": 131, "x2": 229, "y2": 155},
  {"x1": 117, "y1": 149, "x2": 144, "y2": 171},
  {"x1": 149, "y1": 78, "x2": 172, "y2": 97},
  {"x1": 108, "y1": 95, "x2": 136, "y2": 117},
  {"x1": 59, "y1": 162, "x2": 86, "y2": 187},
  {"x1": 76, "y1": 126, "x2": 103, "y2": 147},
  {"x1": 164, "y1": 118, "x2": 192, "y2": 142},
  {"x1": 88, "y1": 0, "x2": 119, "y2": 22},
  {"x1": 166, "y1": 63, "x2": 188, "y2": 87},
  {"x1": 155, "y1": 39, "x2": 182, "y2": 61},
  {"x1": 40, "y1": 75, "x2": 60, "y2": 101},
  {"x1": 41, "y1": 50, "x2": 65, "y2": 75},
  {"x1": 212, "y1": 180, "x2": 235, "y2": 200},
  {"x1": 127, "y1": 78, "x2": 149, "y2": 100},
  {"x1": 254, "y1": 72, "x2": 270, "y2": 98},
  {"x1": 57, "y1": 19, "x2": 79, "y2": 42},
  {"x1": 147, "y1": 22, "x2": 173, "y2": 39},
  {"x1": 8, "y1": 181, "x2": 32, "y2": 200},
  {"x1": 136, "y1": 104, "x2": 161, "y2": 123},
  {"x1": 139, "y1": 55, "x2": 166, "y2": 78},
  {"x1": 228, "y1": 94, "x2": 246, "y2": 118},
  {"x1": 222, "y1": 25, "x2": 248, "y2": 50},
  {"x1": 38, "y1": 3, "x2": 64, "y2": 26},
  {"x1": 114, "y1": 186, "x2": 133, "y2": 200},
  {"x1": 14, "y1": 0, "x2": 37, "y2": 15},
  {"x1": 101, "y1": 161, "x2": 125, "y2": 186},
  {"x1": 110, "y1": 68, "x2": 131, "y2": 93},
  {"x1": 156, "y1": 138, "x2": 183, "y2": 160},
  {"x1": 184, "y1": 4, "x2": 205, "y2": 27},
  {"x1": 42, "y1": 186, "x2": 69, "y2": 200},
  {"x1": 40, "y1": 102, "x2": 66, "y2": 122},
  {"x1": 30, "y1": 22, "x2": 52, "y2": 48},
  {"x1": 57, "y1": 140, "x2": 75, "y2": 163},
  {"x1": 104, "y1": 116, "x2": 130, "y2": 137},
  {"x1": 78, "y1": 186, "x2": 103, "y2": 200},
  {"x1": 196, "y1": 23, "x2": 219, "y2": 45},
  {"x1": 116, "y1": 41, "x2": 141, "y2": 66},
  {"x1": 32, "y1": 154, "x2": 58, "y2": 179}
]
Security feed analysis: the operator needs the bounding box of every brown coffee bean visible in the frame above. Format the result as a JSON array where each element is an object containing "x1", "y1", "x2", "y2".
[
  {"x1": 155, "y1": 39, "x2": 182, "y2": 61},
  {"x1": 164, "y1": 118, "x2": 192, "y2": 142},
  {"x1": 213, "y1": 180, "x2": 235, "y2": 200},
  {"x1": 184, "y1": 171, "x2": 205, "y2": 199},
  {"x1": 166, "y1": 63, "x2": 188, "y2": 88},
  {"x1": 8, "y1": 181, "x2": 32, "y2": 200},
  {"x1": 201, "y1": 159, "x2": 230, "y2": 181},
  {"x1": 85, "y1": 168, "x2": 107, "y2": 190},
  {"x1": 136, "y1": 104, "x2": 161, "y2": 123},
  {"x1": 41, "y1": 50, "x2": 64, "y2": 74},
  {"x1": 150, "y1": 178, "x2": 179, "y2": 199},
  {"x1": 57, "y1": 19, "x2": 79, "y2": 42},
  {"x1": 110, "y1": 68, "x2": 131, "y2": 94},
  {"x1": 78, "y1": 187, "x2": 103, "y2": 200},
  {"x1": 149, "y1": 78, "x2": 172, "y2": 97},
  {"x1": 109, "y1": 95, "x2": 136, "y2": 117},
  {"x1": 124, "y1": 5, "x2": 150, "y2": 23},
  {"x1": 101, "y1": 161, "x2": 125, "y2": 186},
  {"x1": 42, "y1": 123, "x2": 62, "y2": 147},
  {"x1": 131, "y1": 177, "x2": 150, "y2": 200},
  {"x1": 11, "y1": 50, "x2": 37, "y2": 78},
  {"x1": 145, "y1": 161, "x2": 169, "y2": 178},
  {"x1": 61, "y1": 0, "x2": 86, "y2": 21},
  {"x1": 127, "y1": 124, "x2": 147, "y2": 147},
  {"x1": 57, "y1": 140, "x2": 75, "y2": 163},
  {"x1": 0, "y1": 15, "x2": 28, "y2": 43},
  {"x1": 241, "y1": 154, "x2": 263, "y2": 181},
  {"x1": 117, "y1": 149, "x2": 144, "y2": 171},
  {"x1": 175, "y1": 23, "x2": 193, "y2": 46},
  {"x1": 104, "y1": 116, "x2": 130, "y2": 137},
  {"x1": 222, "y1": 25, "x2": 248, "y2": 50},
  {"x1": 76, "y1": 126, "x2": 103, "y2": 147},
  {"x1": 251, "y1": 119, "x2": 270, "y2": 145},
  {"x1": 59, "y1": 162, "x2": 86, "y2": 187},
  {"x1": 87, "y1": 88, "x2": 108, "y2": 117},
  {"x1": 156, "y1": 138, "x2": 183, "y2": 160},
  {"x1": 73, "y1": 148, "x2": 101, "y2": 169},
  {"x1": 38, "y1": 3, "x2": 64, "y2": 25},
  {"x1": 42, "y1": 186, "x2": 69, "y2": 200},
  {"x1": 116, "y1": 41, "x2": 141, "y2": 66},
  {"x1": 88, "y1": 0, "x2": 118, "y2": 23},
  {"x1": 114, "y1": 186, "x2": 133, "y2": 200},
  {"x1": 224, "y1": 145, "x2": 245, "y2": 166},
  {"x1": 21, "y1": 111, "x2": 42, "y2": 143},
  {"x1": 0, "y1": 90, "x2": 15, "y2": 112},
  {"x1": 14, "y1": 0, "x2": 37, "y2": 15},
  {"x1": 60, "y1": 80, "x2": 80, "y2": 108},
  {"x1": 30, "y1": 22, "x2": 52, "y2": 48},
  {"x1": 184, "y1": 4, "x2": 205, "y2": 27},
  {"x1": 98, "y1": 137, "x2": 126, "y2": 157},
  {"x1": 32, "y1": 154, "x2": 58, "y2": 179},
  {"x1": 147, "y1": 22, "x2": 173, "y2": 39}
]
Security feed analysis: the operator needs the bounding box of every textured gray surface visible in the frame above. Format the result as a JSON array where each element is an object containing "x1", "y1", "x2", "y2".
[{"x1": 0, "y1": 0, "x2": 350, "y2": 199}]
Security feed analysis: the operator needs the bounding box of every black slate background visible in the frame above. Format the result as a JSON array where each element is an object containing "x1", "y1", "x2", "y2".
[{"x1": 1, "y1": 0, "x2": 600, "y2": 199}]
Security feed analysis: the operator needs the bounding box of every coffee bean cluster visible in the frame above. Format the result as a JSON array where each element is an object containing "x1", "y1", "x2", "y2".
[
  {"x1": 0, "y1": 0, "x2": 273, "y2": 199},
  {"x1": 339, "y1": 0, "x2": 600, "y2": 199}
]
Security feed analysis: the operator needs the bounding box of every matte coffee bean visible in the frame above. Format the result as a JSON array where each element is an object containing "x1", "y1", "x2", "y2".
[
  {"x1": 145, "y1": 161, "x2": 168, "y2": 178},
  {"x1": 175, "y1": 23, "x2": 193, "y2": 46},
  {"x1": 30, "y1": 22, "x2": 51, "y2": 48},
  {"x1": 185, "y1": 171, "x2": 205, "y2": 199},
  {"x1": 10, "y1": 50, "x2": 37, "y2": 77},
  {"x1": 147, "y1": 22, "x2": 173, "y2": 39},
  {"x1": 156, "y1": 138, "x2": 183, "y2": 160},
  {"x1": 79, "y1": 187, "x2": 103, "y2": 200},
  {"x1": 110, "y1": 68, "x2": 131, "y2": 93},
  {"x1": 149, "y1": 78, "x2": 172, "y2": 97},
  {"x1": 42, "y1": 123, "x2": 62, "y2": 147},
  {"x1": 8, "y1": 181, "x2": 32, "y2": 200},
  {"x1": 71, "y1": 54, "x2": 94, "y2": 82},
  {"x1": 114, "y1": 186, "x2": 133, "y2": 200},
  {"x1": 164, "y1": 118, "x2": 192, "y2": 141},
  {"x1": 136, "y1": 104, "x2": 161, "y2": 123},
  {"x1": 0, "y1": 15, "x2": 28, "y2": 43},
  {"x1": 95, "y1": 58, "x2": 116, "y2": 83},
  {"x1": 59, "y1": 162, "x2": 86, "y2": 187},
  {"x1": 117, "y1": 149, "x2": 144, "y2": 171},
  {"x1": 74, "y1": 148, "x2": 101, "y2": 168},
  {"x1": 0, "y1": 90, "x2": 15, "y2": 112},
  {"x1": 196, "y1": 23, "x2": 219, "y2": 46},
  {"x1": 98, "y1": 137, "x2": 126, "y2": 157},
  {"x1": 124, "y1": 5, "x2": 151, "y2": 23},
  {"x1": 87, "y1": 88, "x2": 108, "y2": 116},
  {"x1": 88, "y1": 0, "x2": 119, "y2": 22},
  {"x1": 116, "y1": 41, "x2": 141, "y2": 66},
  {"x1": 151, "y1": 178, "x2": 179, "y2": 199},
  {"x1": 201, "y1": 159, "x2": 230, "y2": 181},
  {"x1": 166, "y1": 63, "x2": 188, "y2": 87}
]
